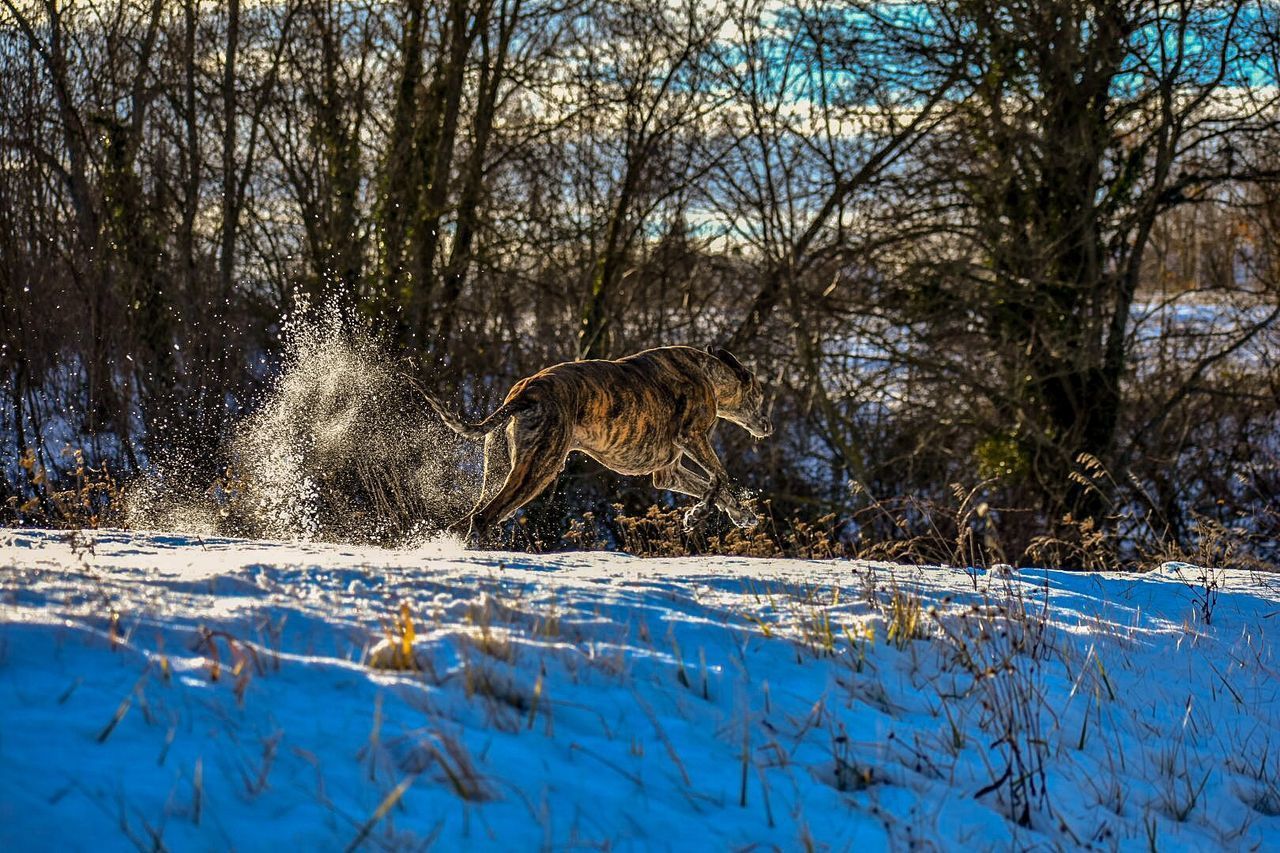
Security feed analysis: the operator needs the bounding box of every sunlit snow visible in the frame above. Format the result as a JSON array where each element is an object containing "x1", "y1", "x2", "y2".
[{"x1": 2, "y1": 529, "x2": 1278, "y2": 849}]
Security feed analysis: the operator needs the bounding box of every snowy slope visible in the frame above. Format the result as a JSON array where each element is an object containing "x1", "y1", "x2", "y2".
[{"x1": 1, "y1": 529, "x2": 1278, "y2": 850}]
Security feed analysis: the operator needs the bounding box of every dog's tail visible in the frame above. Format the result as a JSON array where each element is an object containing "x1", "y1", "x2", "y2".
[{"x1": 405, "y1": 376, "x2": 531, "y2": 441}]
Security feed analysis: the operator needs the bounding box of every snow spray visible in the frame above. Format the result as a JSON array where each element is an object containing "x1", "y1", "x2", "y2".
[{"x1": 124, "y1": 302, "x2": 477, "y2": 543}]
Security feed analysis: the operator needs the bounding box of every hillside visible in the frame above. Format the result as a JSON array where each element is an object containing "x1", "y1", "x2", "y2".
[{"x1": 2, "y1": 529, "x2": 1278, "y2": 849}]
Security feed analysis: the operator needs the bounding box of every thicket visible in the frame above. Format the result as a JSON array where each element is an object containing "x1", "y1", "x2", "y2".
[{"x1": 2, "y1": 0, "x2": 1277, "y2": 568}]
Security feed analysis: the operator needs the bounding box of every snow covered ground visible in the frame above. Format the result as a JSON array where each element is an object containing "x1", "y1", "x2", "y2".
[{"x1": 2, "y1": 529, "x2": 1278, "y2": 850}]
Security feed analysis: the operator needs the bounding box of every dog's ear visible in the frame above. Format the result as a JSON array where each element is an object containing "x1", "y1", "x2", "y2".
[{"x1": 707, "y1": 346, "x2": 751, "y2": 381}]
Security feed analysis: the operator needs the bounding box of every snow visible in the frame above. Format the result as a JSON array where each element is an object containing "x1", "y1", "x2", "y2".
[{"x1": 2, "y1": 529, "x2": 1278, "y2": 850}]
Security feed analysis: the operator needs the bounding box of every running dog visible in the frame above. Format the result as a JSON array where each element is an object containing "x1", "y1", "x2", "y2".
[{"x1": 420, "y1": 345, "x2": 773, "y2": 544}]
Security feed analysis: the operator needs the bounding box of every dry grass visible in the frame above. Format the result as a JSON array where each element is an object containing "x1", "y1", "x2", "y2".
[
  {"x1": 10, "y1": 435, "x2": 1275, "y2": 577},
  {"x1": 929, "y1": 583, "x2": 1054, "y2": 829},
  {"x1": 365, "y1": 603, "x2": 426, "y2": 672},
  {"x1": 7, "y1": 446, "x2": 121, "y2": 528},
  {"x1": 884, "y1": 585, "x2": 927, "y2": 650},
  {"x1": 592, "y1": 454, "x2": 1278, "y2": 572}
]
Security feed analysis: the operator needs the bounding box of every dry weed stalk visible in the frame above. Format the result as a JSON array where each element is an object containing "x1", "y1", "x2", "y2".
[{"x1": 9, "y1": 446, "x2": 121, "y2": 527}]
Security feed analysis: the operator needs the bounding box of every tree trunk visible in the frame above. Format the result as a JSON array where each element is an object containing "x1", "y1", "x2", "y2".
[
  {"x1": 437, "y1": 0, "x2": 516, "y2": 350},
  {"x1": 379, "y1": 0, "x2": 426, "y2": 327},
  {"x1": 409, "y1": 0, "x2": 476, "y2": 348}
]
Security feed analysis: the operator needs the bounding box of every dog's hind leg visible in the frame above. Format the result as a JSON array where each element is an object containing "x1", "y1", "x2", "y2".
[
  {"x1": 450, "y1": 421, "x2": 512, "y2": 543},
  {"x1": 479, "y1": 425, "x2": 512, "y2": 505},
  {"x1": 463, "y1": 413, "x2": 569, "y2": 545}
]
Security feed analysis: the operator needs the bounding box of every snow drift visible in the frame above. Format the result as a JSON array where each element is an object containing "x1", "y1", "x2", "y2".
[{"x1": 2, "y1": 529, "x2": 1278, "y2": 849}]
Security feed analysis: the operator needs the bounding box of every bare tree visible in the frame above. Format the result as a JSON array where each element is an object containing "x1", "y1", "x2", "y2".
[
  {"x1": 0, "y1": 0, "x2": 1275, "y2": 561},
  {"x1": 831, "y1": 0, "x2": 1280, "y2": 536}
]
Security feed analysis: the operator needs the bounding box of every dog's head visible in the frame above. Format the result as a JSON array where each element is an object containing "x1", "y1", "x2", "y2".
[{"x1": 707, "y1": 346, "x2": 773, "y2": 439}]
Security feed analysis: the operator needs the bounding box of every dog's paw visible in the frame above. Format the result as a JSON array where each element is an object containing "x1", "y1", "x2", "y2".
[
  {"x1": 448, "y1": 517, "x2": 486, "y2": 549},
  {"x1": 683, "y1": 503, "x2": 711, "y2": 531},
  {"x1": 726, "y1": 505, "x2": 759, "y2": 529}
]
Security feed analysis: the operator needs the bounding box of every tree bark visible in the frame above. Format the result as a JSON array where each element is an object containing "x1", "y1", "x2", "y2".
[{"x1": 437, "y1": 0, "x2": 519, "y2": 350}]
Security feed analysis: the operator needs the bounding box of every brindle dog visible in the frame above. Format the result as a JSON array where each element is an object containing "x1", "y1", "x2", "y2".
[{"x1": 421, "y1": 345, "x2": 773, "y2": 544}]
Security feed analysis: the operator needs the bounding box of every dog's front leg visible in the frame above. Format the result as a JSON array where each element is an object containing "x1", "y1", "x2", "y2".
[
  {"x1": 656, "y1": 460, "x2": 756, "y2": 529},
  {"x1": 683, "y1": 500, "x2": 714, "y2": 531},
  {"x1": 677, "y1": 435, "x2": 733, "y2": 530}
]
